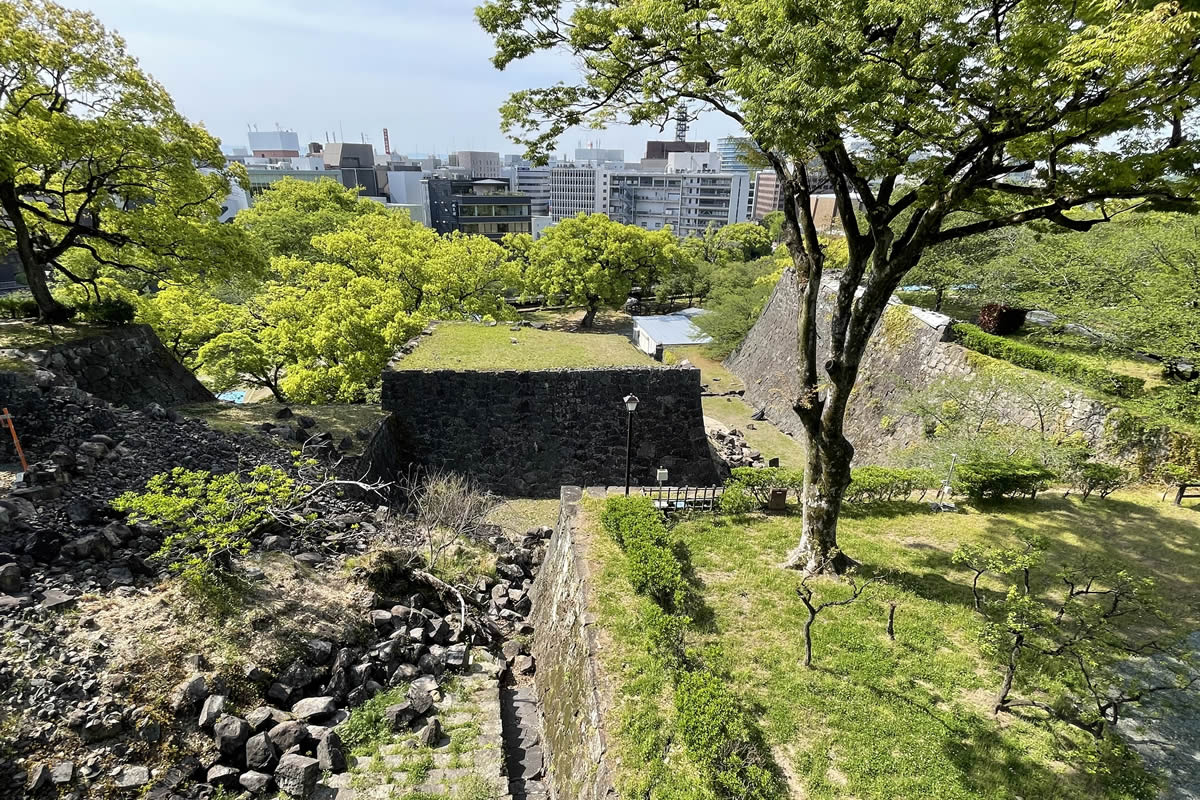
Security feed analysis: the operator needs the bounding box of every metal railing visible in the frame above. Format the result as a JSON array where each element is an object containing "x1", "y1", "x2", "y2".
[{"x1": 640, "y1": 485, "x2": 724, "y2": 513}]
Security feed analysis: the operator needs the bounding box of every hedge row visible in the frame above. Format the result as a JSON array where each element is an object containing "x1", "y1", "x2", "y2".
[
  {"x1": 599, "y1": 496, "x2": 777, "y2": 799},
  {"x1": 722, "y1": 465, "x2": 940, "y2": 510},
  {"x1": 955, "y1": 323, "x2": 1144, "y2": 398},
  {"x1": 953, "y1": 459, "x2": 1055, "y2": 500},
  {"x1": 0, "y1": 293, "x2": 135, "y2": 324}
]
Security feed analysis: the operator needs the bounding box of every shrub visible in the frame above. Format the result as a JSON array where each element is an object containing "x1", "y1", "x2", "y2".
[
  {"x1": 675, "y1": 665, "x2": 778, "y2": 800},
  {"x1": 726, "y1": 467, "x2": 803, "y2": 505},
  {"x1": 112, "y1": 465, "x2": 297, "y2": 591},
  {"x1": 977, "y1": 303, "x2": 1028, "y2": 334},
  {"x1": 953, "y1": 459, "x2": 1056, "y2": 501},
  {"x1": 77, "y1": 297, "x2": 136, "y2": 325},
  {"x1": 0, "y1": 292, "x2": 40, "y2": 319},
  {"x1": 845, "y1": 466, "x2": 939, "y2": 504},
  {"x1": 1070, "y1": 462, "x2": 1127, "y2": 500},
  {"x1": 601, "y1": 495, "x2": 666, "y2": 547},
  {"x1": 337, "y1": 687, "x2": 410, "y2": 754},
  {"x1": 626, "y1": 538, "x2": 688, "y2": 610},
  {"x1": 718, "y1": 483, "x2": 757, "y2": 514},
  {"x1": 955, "y1": 323, "x2": 1145, "y2": 398},
  {"x1": 640, "y1": 603, "x2": 691, "y2": 670}
]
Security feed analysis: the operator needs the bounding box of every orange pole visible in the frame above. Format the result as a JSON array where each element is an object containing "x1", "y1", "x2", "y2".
[{"x1": 2, "y1": 408, "x2": 28, "y2": 472}]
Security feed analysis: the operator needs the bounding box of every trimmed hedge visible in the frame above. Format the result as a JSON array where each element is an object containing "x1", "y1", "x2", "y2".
[
  {"x1": 846, "y1": 466, "x2": 939, "y2": 504},
  {"x1": 599, "y1": 496, "x2": 777, "y2": 800},
  {"x1": 0, "y1": 292, "x2": 41, "y2": 319},
  {"x1": 954, "y1": 459, "x2": 1056, "y2": 500},
  {"x1": 77, "y1": 297, "x2": 135, "y2": 325},
  {"x1": 955, "y1": 323, "x2": 1144, "y2": 399},
  {"x1": 1070, "y1": 462, "x2": 1127, "y2": 500}
]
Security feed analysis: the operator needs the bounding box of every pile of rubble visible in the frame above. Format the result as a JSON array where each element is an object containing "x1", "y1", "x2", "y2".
[{"x1": 708, "y1": 425, "x2": 767, "y2": 469}]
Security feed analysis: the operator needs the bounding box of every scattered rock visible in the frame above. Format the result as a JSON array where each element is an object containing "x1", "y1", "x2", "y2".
[{"x1": 274, "y1": 753, "x2": 319, "y2": 798}]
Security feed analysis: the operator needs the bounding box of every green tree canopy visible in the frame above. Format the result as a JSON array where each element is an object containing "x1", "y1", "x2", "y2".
[
  {"x1": 233, "y1": 177, "x2": 389, "y2": 260},
  {"x1": 478, "y1": 0, "x2": 1200, "y2": 572},
  {"x1": 0, "y1": 0, "x2": 259, "y2": 320},
  {"x1": 525, "y1": 213, "x2": 686, "y2": 326}
]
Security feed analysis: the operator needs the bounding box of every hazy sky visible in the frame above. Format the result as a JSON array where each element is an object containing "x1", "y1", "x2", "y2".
[{"x1": 65, "y1": 0, "x2": 741, "y2": 159}]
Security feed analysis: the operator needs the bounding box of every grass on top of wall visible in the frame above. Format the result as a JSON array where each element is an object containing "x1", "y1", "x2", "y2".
[
  {"x1": 393, "y1": 322, "x2": 657, "y2": 371},
  {"x1": 0, "y1": 319, "x2": 115, "y2": 350},
  {"x1": 583, "y1": 488, "x2": 1200, "y2": 800}
]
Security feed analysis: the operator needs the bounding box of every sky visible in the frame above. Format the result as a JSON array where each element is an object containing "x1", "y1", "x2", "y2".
[{"x1": 65, "y1": 0, "x2": 742, "y2": 160}]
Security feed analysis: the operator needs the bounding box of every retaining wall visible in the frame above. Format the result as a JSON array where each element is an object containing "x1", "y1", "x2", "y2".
[
  {"x1": 726, "y1": 269, "x2": 1167, "y2": 466},
  {"x1": 34, "y1": 325, "x2": 213, "y2": 408},
  {"x1": 371, "y1": 366, "x2": 718, "y2": 496},
  {"x1": 528, "y1": 486, "x2": 617, "y2": 800}
]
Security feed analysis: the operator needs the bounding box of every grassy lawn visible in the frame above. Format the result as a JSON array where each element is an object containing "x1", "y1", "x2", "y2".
[
  {"x1": 702, "y1": 395, "x2": 807, "y2": 468},
  {"x1": 583, "y1": 488, "x2": 1200, "y2": 800},
  {"x1": 0, "y1": 319, "x2": 113, "y2": 349},
  {"x1": 176, "y1": 401, "x2": 388, "y2": 453},
  {"x1": 666, "y1": 345, "x2": 746, "y2": 393},
  {"x1": 395, "y1": 321, "x2": 656, "y2": 371}
]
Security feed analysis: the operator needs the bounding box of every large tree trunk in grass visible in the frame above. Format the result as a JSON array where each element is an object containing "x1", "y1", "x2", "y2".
[
  {"x1": 784, "y1": 423, "x2": 856, "y2": 573},
  {"x1": 580, "y1": 297, "x2": 599, "y2": 328}
]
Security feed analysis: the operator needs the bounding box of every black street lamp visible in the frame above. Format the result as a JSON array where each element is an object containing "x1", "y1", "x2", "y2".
[{"x1": 623, "y1": 393, "x2": 639, "y2": 495}]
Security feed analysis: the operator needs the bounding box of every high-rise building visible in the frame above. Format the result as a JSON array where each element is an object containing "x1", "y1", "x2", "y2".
[
  {"x1": 503, "y1": 166, "x2": 551, "y2": 217},
  {"x1": 717, "y1": 136, "x2": 754, "y2": 173},
  {"x1": 549, "y1": 166, "x2": 603, "y2": 221},
  {"x1": 752, "y1": 171, "x2": 783, "y2": 219},
  {"x1": 455, "y1": 151, "x2": 502, "y2": 179},
  {"x1": 645, "y1": 140, "x2": 710, "y2": 160}
]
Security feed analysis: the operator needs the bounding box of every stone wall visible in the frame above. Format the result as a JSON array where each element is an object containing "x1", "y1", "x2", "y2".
[
  {"x1": 34, "y1": 325, "x2": 213, "y2": 409},
  {"x1": 528, "y1": 486, "x2": 617, "y2": 800},
  {"x1": 726, "y1": 269, "x2": 1166, "y2": 466},
  {"x1": 370, "y1": 366, "x2": 718, "y2": 496}
]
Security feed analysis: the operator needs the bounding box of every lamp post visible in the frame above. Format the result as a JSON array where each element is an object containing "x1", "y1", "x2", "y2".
[{"x1": 623, "y1": 393, "x2": 639, "y2": 495}]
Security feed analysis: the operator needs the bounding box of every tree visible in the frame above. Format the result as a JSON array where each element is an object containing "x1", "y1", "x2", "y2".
[
  {"x1": 233, "y1": 176, "x2": 388, "y2": 260},
  {"x1": 0, "y1": 0, "x2": 258, "y2": 321},
  {"x1": 905, "y1": 223, "x2": 1027, "y2": 313},
  {"x1": 525, "y1": 213, "x2": 684, "y2": 327},
  {"x1": 192, "y1": 212, "x2": 522, "y2": 404},
  {"x1": 478, "y1": 0, "x2": 1200, "y2": 572}
]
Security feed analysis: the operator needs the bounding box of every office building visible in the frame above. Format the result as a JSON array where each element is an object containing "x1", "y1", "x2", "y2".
[
  {"x1": 717, "y1": 136, "x2": 754, "y2": 172},
  {"x1": 645, "y1": 140, "x2": 709, "y2": 160},
  {"x1": 549, "y1": 166, "x2": 603, "y2": 221},
  {"x1": 455, "y1": 151, "x2": 502, "y2": 179},
  {"x1": 753, "y1": 170, "x2": 784, "y2": 219},
  {"x1": 551, "y1": 164, "x2": 748, "y2": 236},
  {"x1": 666, "y1": 151, "x2": 722, "y2": 173},
  {"x1": 248, "y1": 130, "x2": 301, "y2": 159},
  {"x1": 426, "y1": 177, "x2": 531, "y2": 241},
  {"x1": 503, "y1": 166, "x2": 552, "y2": 216}
]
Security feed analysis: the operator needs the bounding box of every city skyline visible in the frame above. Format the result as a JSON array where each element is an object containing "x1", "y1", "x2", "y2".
[{"x1": 65, "y1": 0, "x2": 742, "y2": 161}]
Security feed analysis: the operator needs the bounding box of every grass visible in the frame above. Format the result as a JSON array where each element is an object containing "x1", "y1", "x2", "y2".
[
  {"x1": 583, "y1": 488, "x2": 1200, "y2": 799},
  {"x1": 394, "y1": 321, "x2": 656, "y2": 371},
  {"x1": 176, "y1": 401, "x2": 388, "y2": 453},
  {"x1": 485, "y1": 497, "x2": 560, "y2": 536},
  {"x1": 665, "y1": 345, "x2": 746, "y2": 393},
  {"x1": 0, "y1": 318, "x2": 113, "y2": 349},
  {"x1": 702, "y1": 395, "x2": 807, "y2": 468}
]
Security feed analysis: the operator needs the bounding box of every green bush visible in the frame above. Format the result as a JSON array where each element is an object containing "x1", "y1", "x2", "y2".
[
  {"x1": 601, "y1": 495, "x2": 667, "y2": 547},
  {"x1": 1070, "y1": 462, "x2": 1127, "y2": 500},
  {"x1": 78, "y1": 297, "x2": 136, "y2": 325},
  {"x1": 953, "y1": 459, "x2": 1056, "y2": 501},
  {"x1": 337, "y1": 687, "x2": 410, "y2": 754},
  {"x1": 626, "y1": 538, "x2": 688, "y2": 610},
  {"x1": 718, "y1": 483, "x2": 757, "y2": 514},
  {"x1": 726, "y1": 466, "x2": 804, "y2": 505},
  {"x1": 641, "y1": 603, "x2": 691, "y2": 670},
  {"x1": 955, "y1": 323, "x2": 1145, "y2": 398},
  {"x1": 845, "y1": 466, "x2": 939, "y2": 504},
  {"x1": 675, "y1": 665, "x2": 778, "y2": 800},
  {"x1": 0, "y1": 292, "x2": 40, "y2": 319}
]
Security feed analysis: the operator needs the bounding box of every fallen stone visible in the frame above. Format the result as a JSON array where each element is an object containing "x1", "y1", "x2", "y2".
[
  {"x1": 267, "y1": 720, "x2": 309, "y2": 753},
  {"x1": 239, "y1": 769, "x2": 273, "y2": 794},
  {"x1": 245, "y1": 731, "x2": 278, "y2": 772},
  {"x1": 214, "y1": 714, "x2": 251, "y2": 756},
  {"x1": 198, "y1": 694, "x2": 226, "y2": 729},
  {"x1": 317, "y1": 730, "x2": 347, "y2": 772},
  {"x1": 49, "y1": 761, "x2": 74, "y2": 785},
  {"x1": 291, "y1": 696, "x2": 336, "y2": 721},
  {"x1": 274, "y1": 753, "x2": 319, "y2": 798},
  {"x1": 114, "y1": 765, "x2": 151, "y2": 790},
  {"x1": 39, "y1": 589, "x2": 76, "y2": 611},
  {"x1": 414, "y1": 716, "x2": 441, "y2": 747},
  {"x1": 206, "y1": 764, "x2": 240, "y2": 790}
]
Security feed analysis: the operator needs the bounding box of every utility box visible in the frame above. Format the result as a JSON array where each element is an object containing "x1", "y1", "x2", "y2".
[{"x1": 768, "y1": 488, "x2": 788, "y2": 511}]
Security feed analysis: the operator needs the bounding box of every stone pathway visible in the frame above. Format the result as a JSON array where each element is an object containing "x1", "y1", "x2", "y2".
[
  {"x1": 500, "y1": 686, "x2": 548, "y2": 800},
  {"x1": 325, "y1": 651, "x2": 510, "y2": 799}
]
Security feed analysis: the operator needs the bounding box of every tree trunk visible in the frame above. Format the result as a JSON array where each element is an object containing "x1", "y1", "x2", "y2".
[
  {"x1": 993, "y1": 633, "x2": 1024, "y2": 713},
  {"x1": 580, "y1": 299, "x2": 599, "y2": 328},
  {"x1": 933, "y1": 285, "x2": 945, "y2": 312},
  {"x1": 783, "y1": 430, "x2": 855, "y2": 573},
  {"x1": 0, "y1": 181, "x2": 69, "y2": 322}
]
